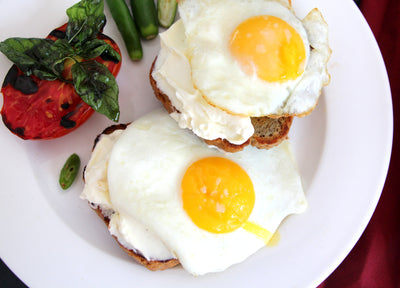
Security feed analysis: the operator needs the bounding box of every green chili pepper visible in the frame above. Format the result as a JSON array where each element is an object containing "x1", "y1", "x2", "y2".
[
  {"x1": 105, "y1": 0, "x2": 143, "y2": 60},
  {"x1": 130, "y1": 0, "x2": 159, "y2": 40},
  {"x1": 157, "y1": 0, "x2": 178, "y2": 28},
  {"x1": 59, "y1": 153, "x2": 81, "y2": 190}
]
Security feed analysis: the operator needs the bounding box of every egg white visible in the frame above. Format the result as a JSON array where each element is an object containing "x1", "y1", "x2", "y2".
[{"x1": 101, "y1": 109, "x2": 307, "y2": 276}]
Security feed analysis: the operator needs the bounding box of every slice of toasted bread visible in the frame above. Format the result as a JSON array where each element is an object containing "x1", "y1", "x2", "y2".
[
  {"x1": 149, "y1": 59, "x2": 293, "y2": 152},
  {"x1": 84, "y1": 124, "x2": 180, "y2": 271}
]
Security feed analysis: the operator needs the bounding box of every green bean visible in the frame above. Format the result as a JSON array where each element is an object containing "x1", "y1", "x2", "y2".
[
  {"x1": 105, "y1": 0, "x2": 143, "y2": 61},
  {"x1": 157, "y1": 0, "x2": 177, "y2": 28},
  {"x1": 130, "y1": 0, "x2": 159, "y2": 40},
  {"x1": 59, "y1": 153, "x2": 81, "y2": 190}
]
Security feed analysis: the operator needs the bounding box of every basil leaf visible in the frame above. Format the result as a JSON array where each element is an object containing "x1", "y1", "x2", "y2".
[
  {"x1": 77, "y1": 39, "x2": 121, "y2": 62},
  {"x1": 0, "y1": 38, "x2": 74, "y2": 80},
  {"x1": 0, "y1": 37, "x2": 43, "y2": 65},
  {"x1": 0, "y1": 38, "x2": 56, "y2": 80},
  {"x1": 71, "y1": 60, "x2": 119, "y2": 121},
  {"x1": 66, "y1": 0, "x2": 106, "y2": 46}
]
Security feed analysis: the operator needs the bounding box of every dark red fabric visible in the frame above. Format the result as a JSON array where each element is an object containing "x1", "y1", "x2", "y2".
[{"x1": 319, "y1": 1, "x2": 400, "y2": 287}]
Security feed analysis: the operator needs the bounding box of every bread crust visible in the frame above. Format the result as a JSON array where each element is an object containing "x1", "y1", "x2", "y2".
[
  {"x1": 85, "y1": 124, "x2": 180, "y2": 271},
  {"x1": 92, "y1": 206, "x2": 180, "y2": 271},
  {"x1": 149, "y1": 59, "x2": 293, "y2": 152}
]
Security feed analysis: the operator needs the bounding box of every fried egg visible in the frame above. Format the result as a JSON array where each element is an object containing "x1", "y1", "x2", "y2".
[
  {"x1": 152, "y1": 0, "x2": 331, "y2": 141},
  {"x1": 82, "y1": 109, "x2": 307, "y2": 276},
  {"x1": 179, "y1": 0, "x2": 330, "y2": 117}
]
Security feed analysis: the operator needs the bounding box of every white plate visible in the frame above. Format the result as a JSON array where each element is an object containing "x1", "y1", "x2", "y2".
[{"x1": 0, "y1": 0, "x2": 392, "y2": 287}]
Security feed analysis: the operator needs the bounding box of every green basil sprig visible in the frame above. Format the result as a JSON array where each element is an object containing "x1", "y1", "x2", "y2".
[
  {"x1": 66, "y1": 0, "x2": 106, "y2": 45},
  {"x1": 72, "y1": 61, "x2": 120, "y2": 122},
  {"x1": 0, "y1": 0, "x2": 121, "y2": 122}
]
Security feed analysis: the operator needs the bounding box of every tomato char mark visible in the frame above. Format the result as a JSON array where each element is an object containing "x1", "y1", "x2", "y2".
[
  {"x1": 1, "y1": 114, "x2": 25, "y2": 138},
  {"x1": 12, "y1": 127, "x2": 25, "y2": 137},
  {"x1": 100, "y1": 49, "x2": 120, "y2": 63},
  {"x1": 13, "y1": 75, "x2": 38, "y2": 94},
  {"x1": 61, "y1": 102, "x2": 70, "y2": 109},
  {"x1": 97, "y1": 33, "x2": 121, "y2": 64},
  {"x1": 2, "y1": 65, "x2": 39, "y2": 94},
  {"x1": 60, "y1": 117, "x2": 76, "y2": 129},
  {"x1": 60, "y1": 108, "x2": 79, "y2": 129},
  {"x1": 49, "y1": 29, "x2": 66, "y2": 39},
  {"x1": 2, "y1": 65, "x2": 18, "y2": 88}
]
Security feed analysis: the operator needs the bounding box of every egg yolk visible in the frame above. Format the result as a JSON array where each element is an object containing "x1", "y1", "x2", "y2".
[
  {"x1": 182, "y1": 157, "x2": 255, "y2": 233},
  {"x1": 229, "y1": 15, "x2": 306, "y2": 82}
]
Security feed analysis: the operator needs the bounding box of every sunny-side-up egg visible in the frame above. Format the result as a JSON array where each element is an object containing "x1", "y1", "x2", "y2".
[
  {"x1": 152, "y1": 0, "x2": 331, "y2": 144},
  {"x1": 81, "y1": 109, "x2": 307, "y2": 276}
]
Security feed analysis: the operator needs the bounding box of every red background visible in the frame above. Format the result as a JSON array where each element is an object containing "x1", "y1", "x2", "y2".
[{"x1": 319, "y1": 0, "x2": 400, "y2": 287}]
